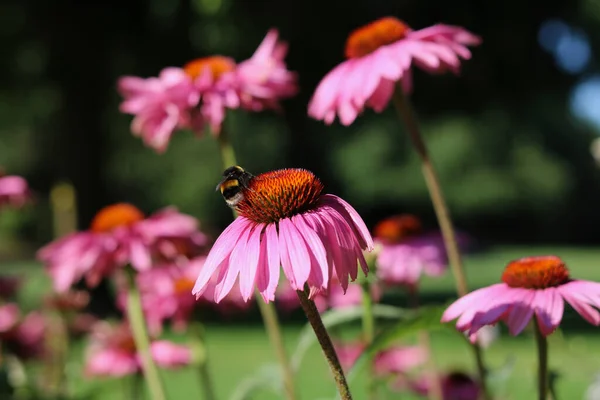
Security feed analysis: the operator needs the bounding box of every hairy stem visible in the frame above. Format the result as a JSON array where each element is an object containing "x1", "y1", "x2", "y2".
[
  {"x1": 125, "y1": 270, "x2": 167, "y2": 400},
  {"x1": 297, "y1": 289, "x2": 353, "y2": 400},
  {"x1": 534, "y1": 320, "x2": 548, "y2": 400}
]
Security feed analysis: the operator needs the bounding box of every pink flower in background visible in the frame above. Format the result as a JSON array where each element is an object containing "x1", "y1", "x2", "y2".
[
  {"x1": 0, "y1": 174, "x2": 29, "y2": 208},
  {"x1": 440, "y1": 372, "x2": 481, "y2": 400},
  {"x1": 442, "y1": 255, "x2": 600, "y2": 339},
  {"x1": 374, "y1": 215, "x2": 448, "y2": 287},
  {"x1": 38, "y1": 203, "x2": 205, "y2": 292},
  {"x1": 183, "y1": 29, "x2": 297, "y2": 135},
  {"x1": 2, "y1": 311, "x2": 46, "y2": 360},
  {"x1": 85, "y1": 322, "x2": 191, "y2": 378},
  {"x1": 312, "y1": 274, "x2": 382, "y2": 313},
  {"x1": 308, "y1": 17, "x2": 480, "y2": 125},
  {"x1": 118, "y1": 68, "x2": 200, "y2": 153},
  {"x1": 235, "y1": 29, "x2": 298, "y2": 111},
  {"x1": 334, "y1": 341, "x2": 426, "y2": 376},
  {"x1": 0, "y1": 303, "x2": 19, "y2": 333},
  {"x1": 193, "y1": 168, "x2": 373, "y2": 304}
]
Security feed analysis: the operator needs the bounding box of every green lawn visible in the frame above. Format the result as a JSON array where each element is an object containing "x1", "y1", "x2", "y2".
[{"x1": 5, "y1": 245, "x2": 600, "y2": 399}]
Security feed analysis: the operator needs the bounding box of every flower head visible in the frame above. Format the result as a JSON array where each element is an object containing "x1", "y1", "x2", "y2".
[
  {"x1": 38, "y1": 204, "x2": 205, "y2": 292},
  {"x1": 193, "y1": 167, "x2": 373, "y2": 303},
  {"x1": 442, "y1": 255, "x2": 600, "y2": 338},
  {"x1": 374, "y1": 215, "x2": 448, "y2": 287},
  {"x1": 308, "y1": 17, "x2": 480, "y2": 125},
  {"x1": 185, "y1": 29, "x2": 297, "y2": 135},
  {"x1": 0, "y1": 174, "x2": 29, "y2": 208},
  {"x1": 118, "y1": 68, "x2": 200, "y2": 153},
  {"x1": 84, "y1": 322, "x2": 191, "y2": 378}
]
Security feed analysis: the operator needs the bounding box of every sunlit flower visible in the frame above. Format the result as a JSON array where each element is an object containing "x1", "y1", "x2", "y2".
[
  {"x1": 193, "y1": 167, "x2": 373, "y2": 303},
  {"x1": 183, "y1": 29, "x2": 297, "y2": 135},
  {"x1": 374, "y1": 215, "x2": 447, "y2": 287},
  {"x1": 85, "y1": 322, "x2": 191, "y2": 378},
  {"x1": 132, "y1": 257, "x2": 250, "y2": 333},
  {"x1": 38, "y1": 204, "x2": 205, "y2": 292},
  {"x1": 308, "y1": 17, "x2": 480, "y2": 125},
  {"x1": 118, "y1": 68, "x2": 200, "y2": 153},
  {"x1": 0, "y1": 173, "x2": 29, "y2": 208},
  {"x1": 442, "y1": 255, "x2": 600, "y2": 339}
]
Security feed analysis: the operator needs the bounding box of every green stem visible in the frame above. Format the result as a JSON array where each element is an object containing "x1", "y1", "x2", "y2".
[
  {"x1": 392, "y1": 88, "x2": 490, "y2": 399},
  {"x1": 125, "y1": 270, "x2": 167, "y2": 400},
  {"x1": 408, "y1": 286, "x2": 442, "y2": 400},
  {"x1": 534, "y1": 320, "x2": 548, "y2": 400},
  {"x1": 216, "y1": 129, "x2": 298, "y2": 400},
  {"x1": 191, "y1": 323, "x2": 217, "y2": 400},
  {"x1": 297, "y1": 289, "x2": 353, "y2": 400},
  {"x1": 360, "y1": 282, "x2": 376, "y2": 400}
]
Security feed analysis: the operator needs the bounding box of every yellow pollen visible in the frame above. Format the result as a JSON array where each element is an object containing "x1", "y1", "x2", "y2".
[
  {"x1": 183, "y1": 56, "x2": 236, "y2": 80},
  {"x1": 345, "y1": 17, "x2": 411, "y2": 59},
  {"x1": 374, "y1": 214, "x2": 422, "y2": 243},
  {"x1": 501, "y1": 255, "x2": 570, "y2": 289},
  {"x1": 235, "y1": 168, "x2": 324, "y2": 224},
  {"x1": 174, "y1": 277, "x2": 195, "y2": 295},
  {"x1": 90, "y1": 203, "x2": 145, "y2": 233}
]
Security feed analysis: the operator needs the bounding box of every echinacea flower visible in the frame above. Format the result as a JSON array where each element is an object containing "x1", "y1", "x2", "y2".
[
  {"x1": 118, "y1": 68, "x2": 200, "y2": 152},
  {"x1": 193, "y1": 167, "x2": 373, "y2": 303},
  {"x1": 0, "y1": 173, "x2": 29, "y2": 208},
  {"x1": 84, "y1": 322, "x2": 191, "y2": 378},
  {"x1": 183, "y1": 29, "x2": 297, "y2": 135},
  {"x1": 132, "y1": 256, "x2": 250, "y2": 333},
  {"x1": 0, "y1": 303, "x2": 20, "y2": 333},
  {"x1": 38, "y1": 204, "x2": 205, "y2": 292},
  {"x1": 374, "y1": 215, "x2": 448, "y2": 287},
  {"x1": 308, "y1": 17, "x2": 480, "y2": 125},
  {"x1": 2, "y1": 311, "x2": 46, "y2": 360},
  {"x1": 442, "y1": 255, "x2": 600, "y2": 338}
]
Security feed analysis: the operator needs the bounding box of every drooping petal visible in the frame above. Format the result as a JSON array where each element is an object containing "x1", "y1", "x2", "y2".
[
  {"x1": 214, "y1": 222, "x2": 253, "y2": 302},
  {"x1": 505, "y1": 291, "x2": 535, "y2": 336},
  {"x1": 238, "y1": 224, "x2": 263, "y2": 301},
  {"x1": 279, "y1": 218, "x2": 311, "y2": 289}
]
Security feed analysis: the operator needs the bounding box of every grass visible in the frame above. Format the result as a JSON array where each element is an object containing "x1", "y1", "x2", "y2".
[{"x1": 4, "y1": 245, "x2": 600, "y2": 399}]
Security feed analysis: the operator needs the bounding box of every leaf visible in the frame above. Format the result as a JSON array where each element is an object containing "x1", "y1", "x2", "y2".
[
  {"x1": 291, "y1": 304, "x2": 408, "y2": 371},
  {"x1": 347, "y1": 305, "x2": 450, "y2": 382},
  {"x1": 229, "y1": 364, "x2": 283, "y2": 400}
]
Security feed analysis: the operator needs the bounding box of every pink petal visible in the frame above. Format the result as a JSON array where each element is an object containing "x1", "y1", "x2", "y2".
[
  {"x1": 279, "y1": 218, "x2": 311, "y2": 289},
  {"x1": 532, "y1": 289, "x2": 563, "y2": 336},
  {"x1": 293, "y1": 214, "x2": 329, "y2": 288},
  {"x1": 238, "y1": 224, "x2": 262, "y2": 301},
  {"x1": 506, "y1": 291, "x2": 535, "y2": 336},
  {"x1": 263, "y1": 223, "x2": 281, "y2": 300},
  {"x1": 214, "y1": 222, "x2": 253, "y2": 302}
]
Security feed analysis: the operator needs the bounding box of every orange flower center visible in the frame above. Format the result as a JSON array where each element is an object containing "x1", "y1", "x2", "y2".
[
  {"x1": 236, "y1": 168, "x2": 324, "y2": 224},
  {"x1": 90, "y1": 203, "x2": 145, "y2": 233},
  {"x1": 374, "y1": 214, "x2": 422, "y2": 243},
  {"x1": 183, "y1": 56, "x2": 236, "y2": 80},
  {"x1": 501, "y1": 255, "x2": 570, "y2": 289},
  {"x1": 345, "y1": 17, "x2": 411, "y2": 59},
  {"x1": 174, "y1": 277, "x2": 195, "y2": 295}
]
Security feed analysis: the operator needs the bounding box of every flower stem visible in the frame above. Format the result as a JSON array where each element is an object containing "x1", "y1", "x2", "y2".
[
  {"x1": 392, "y1": 88, "x2": 490, "y2": 399},
  {"x1": 216, "y1": 129, "x2": 298, "y2": 400},
  {"x1": 360, "y1": 282, "x2": 377, "y2": 399},
  {"x1": 124, "y1": 269, "x2": 167, "y2": 400},
  {"x1": 534, "y1": 320, "x2": 548, "y2": 400},
  {"x1": 296, "y1": 288, "x2": 353, "y2": 400},
  {"x1": 190, "y1": 322, "x2": 217, "y2": 400},
  {"x1": 408, "y1": 286, "x2": 442, "y2": 400}
]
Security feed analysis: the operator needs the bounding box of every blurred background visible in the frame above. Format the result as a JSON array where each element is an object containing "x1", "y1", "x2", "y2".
[{"x1": 3, "y1": 0, "x2": 600, "y2": 398}]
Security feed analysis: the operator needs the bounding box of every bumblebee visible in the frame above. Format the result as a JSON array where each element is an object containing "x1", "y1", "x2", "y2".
[{"x1": 216, "y1": 166, "x2": 254, "y2": 208}]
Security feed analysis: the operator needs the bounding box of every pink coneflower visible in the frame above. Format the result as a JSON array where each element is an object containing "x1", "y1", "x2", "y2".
[
  {"x1": 0, "y1": 173, "x2": 29, "y2": 208},
  {"x1": 133, "y1": 256, "x2": 250, "y2": 333},
  {"x1": 308, "y1": 17, "x2": 480, "y2": 125},
  {"x1": 402, "y1": 371, "x2": 480, "y2": 399},
  {"x1": 0, "y1": 303, "x2": 20, "y2": 333},
  {"x1": 374, "y1": 215, "x2": 448, "y2": 287},
  {"x1": 2, "y1": 311, "x2": 46, "y2": 360},
  {"x1": 442, "y1": 255, "x2": 600, "y2": 338},
  {"x1": 84, "y1": 322, "x2": 191, "y2": 378},
  {"x1": 335, "y1": 341, "x2": 426, "y2": 376},
  {"x1": 118, "y1": 68, "x2": 200, "y2": 153},
  {"x1": 193, "y1": 167, "x2": 373, "y2": 303},
  {"x1": 183, "y1": 29, "x2": 297, "y2": 135},
  {"x1": 38, "y1": 203, "x2": 205, "y2": 292}
]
